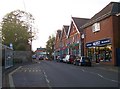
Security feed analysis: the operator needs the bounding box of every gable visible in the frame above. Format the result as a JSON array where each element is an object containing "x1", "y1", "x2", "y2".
[
  {"x1": 69, "y1": 22, "x2": 78, "y2": 38},
  {"x1": 55, "y1": 30, "x2": 61, "y2": 44},
  {"x1": 61, "y1": 28, "x2": 66, "y2": 41}
]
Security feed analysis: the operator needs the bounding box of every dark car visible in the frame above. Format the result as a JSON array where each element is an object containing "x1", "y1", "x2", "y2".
[
  {"x1": 56, "y1": 56, "x2": 61, "y2": 62},
  {"x1": 73, "y1": 56, "x2": 81, "y2": 66},
  {"x1": 39, "y1": 56, "x2": 44, "y2": 60},
  {"x1": 68, "y1": 55, "x2": 76, "y2": 64},
  {"x1": 80, "y1": 56, "x2": 92, "y2": 66}
]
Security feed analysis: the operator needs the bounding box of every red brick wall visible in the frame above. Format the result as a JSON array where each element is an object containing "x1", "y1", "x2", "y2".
[
  {"x1": 85, "y1": 16, "x2": 113, "y2": 43},
  {"x1": 84, "y1": 16, "x2": 116, "y2": 65}
]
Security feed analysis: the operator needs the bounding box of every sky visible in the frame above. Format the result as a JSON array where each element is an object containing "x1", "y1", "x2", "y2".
[{"x1": 0, "y1": 0, "x2": 119, "y2": 51}]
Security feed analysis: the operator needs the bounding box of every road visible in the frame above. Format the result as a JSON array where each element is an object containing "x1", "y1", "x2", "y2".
[{"x1": 10, "y1": 60, "x2": 119, "y2": 88}]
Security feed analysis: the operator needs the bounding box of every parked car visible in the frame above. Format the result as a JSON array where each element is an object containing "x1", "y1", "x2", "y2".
[
  {"x1": 69, "y1": 55, "x2": 76, "y2": 64},
  {"x1": 73, "y1": 56, "x2": 91, "y2": 66},
  {"x1": 62, "y1": 55, "x2": 70, "y2": 63},
  {"x1": 73, "y1": 56, "x2": 81, "y2": 66},
  {"x1": 39, "y1": 56, "x2": 44, "y2": 60},
  {"x1": 32, "y1": 54, "x2": 36, "y2": 59},
  {"x1": 44, "y1": 56, "x2": 49, "y2": 60},
  {"x1": 80, "y1": 56, "x2": 92, "y2": 66}
]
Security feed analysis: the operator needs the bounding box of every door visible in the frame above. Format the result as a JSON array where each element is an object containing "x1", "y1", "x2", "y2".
[{"x1": 116, "y1": 48, "x2": 120, "y2": 66}]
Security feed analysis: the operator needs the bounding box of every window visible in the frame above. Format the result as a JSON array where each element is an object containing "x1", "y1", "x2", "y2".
[{"x1": 92, "y1": 23, "x2": 100, "y2": 32}]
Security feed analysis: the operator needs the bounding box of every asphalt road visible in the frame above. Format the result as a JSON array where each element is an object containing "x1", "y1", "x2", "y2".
[{"x1": 11, "y1": 60, "x2": 119, "y2": 88}]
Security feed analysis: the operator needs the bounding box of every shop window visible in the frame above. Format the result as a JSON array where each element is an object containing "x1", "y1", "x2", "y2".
[{"x1": 87, "y1": 45, "x2": 112, "y2": 62}]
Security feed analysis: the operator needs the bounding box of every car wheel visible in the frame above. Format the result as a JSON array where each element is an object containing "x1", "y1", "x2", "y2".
[
  {"x1": 81, "y1": 63, "x2": 83, "y2": 66},
  {"x1": 73, "y1": 62, "x2": 75, "y2": 65}
]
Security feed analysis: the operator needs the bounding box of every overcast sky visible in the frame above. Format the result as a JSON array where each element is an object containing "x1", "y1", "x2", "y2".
[{"x1": 0, "y1": 0, "x2": 119, "y2": 51}]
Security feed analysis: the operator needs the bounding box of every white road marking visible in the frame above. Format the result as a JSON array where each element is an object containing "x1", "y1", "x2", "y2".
[
  {"x1": 36, "y1": 70, "x2": 38, "y2": 72},
  {"x1": 43, "y1": 70, "x2": 52, "y2": 89},
  {"x1": 81, "y1": 69, "x2": 85, "y2": 72},
  {"x1": 24, "y1": 70, "x2": 27, "y2": 72},
  {"x1": 81, "y1": 68, "x2": 120, "y2": 84},
  {"x1": 9, "y1": 66, "x2": 22, "y2": 87},
  {"x1": 29, "y1": 70, "x2": 31, "y2": 72}
]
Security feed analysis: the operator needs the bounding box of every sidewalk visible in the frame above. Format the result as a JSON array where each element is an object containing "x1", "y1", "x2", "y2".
[
  {"x1": 2, "y1": 61, "x2": 36, "y2": 88},
  {"x1": 92, "y1": 62, "x2": 120, "y2": 73}
]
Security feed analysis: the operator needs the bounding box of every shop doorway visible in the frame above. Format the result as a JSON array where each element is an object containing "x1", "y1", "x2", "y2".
[{"x1": 116, "y1": 48, "x2": 120, "y2": 66}]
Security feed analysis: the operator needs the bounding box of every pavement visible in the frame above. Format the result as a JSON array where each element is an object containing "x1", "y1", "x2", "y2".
[
  {"x1": 2, "y1": 61, "x2": 36, "y2": 88},
  {"x1": 92, "y1": 62, "x2": 120, "y2": 73}
]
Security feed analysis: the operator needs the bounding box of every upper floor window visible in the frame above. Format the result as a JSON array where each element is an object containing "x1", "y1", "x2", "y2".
[{"x1": 92, "y1": 22, "x2": 100, "y2": 32}]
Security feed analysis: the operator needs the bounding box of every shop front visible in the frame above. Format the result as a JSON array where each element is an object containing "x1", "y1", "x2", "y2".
[
  {"x1": 86, "y1": 38, "x2": 112, "y2": 63},
  {"x1": 69, "y1": 43, "x2": 79, "y2": 56},
  {"x1": 62, "y1": 46, "x2": 68, "y2": 55}
]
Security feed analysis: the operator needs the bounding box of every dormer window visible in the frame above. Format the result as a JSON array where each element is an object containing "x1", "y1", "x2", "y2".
[{"x1": 92, "y1": 23, "x2": 100, "y2": 32}]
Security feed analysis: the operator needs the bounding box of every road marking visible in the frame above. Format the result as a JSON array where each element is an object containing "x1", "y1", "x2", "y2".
[
  {"x1": 81, "y1": 69, "x2": 85, "y2": 72},
  {"x1": 24, "y1": 70, "x2": 27, "y2": 72},
  {"x1": 9, "y1": 66, "x2": 22, "y2": 88},
  {"x1": 36, "y1": 70, "x2": 38, "y2": 72},
  {"x1": 81, "y1": 68, "x2": 120, "y2": 84},
  {"x1": 29, "y1": 70, "x2": 31, "y2": 72},
  {"x1": 33, "y1": 70, "x2": 35, "y2": 72},
  {"x1": 43, "y1": 70, "x2": 52, "y2": 89},
  {"x1": 39, "y1": 70, "x2": 41, "y2": 72}
]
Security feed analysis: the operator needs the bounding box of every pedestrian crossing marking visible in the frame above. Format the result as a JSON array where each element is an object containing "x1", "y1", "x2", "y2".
[
  {"x1": 16, "y1": 67, "x2": 42, "y2": 73},
  {"x1": 29, "y1": 70, "x2": 31, "y2": 72}
]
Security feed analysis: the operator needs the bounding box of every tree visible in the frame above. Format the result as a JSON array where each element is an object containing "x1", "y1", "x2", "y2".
[
  {"x1": 46, "y1": 35, "x2": 55, "y2": 59},
  {"x1": 1, "y1": 10, "x2": 35, "y2": 50}
]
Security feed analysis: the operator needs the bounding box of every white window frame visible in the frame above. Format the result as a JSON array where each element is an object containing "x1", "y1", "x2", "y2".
[{"x1": 92, "y1": 22, "x2": 100, "y2": 32}]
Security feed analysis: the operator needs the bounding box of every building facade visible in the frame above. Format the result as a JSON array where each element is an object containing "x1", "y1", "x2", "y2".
[
  {"x1": 54, "y1": 2, "x2": 120, "y2": 66},
  {"x1": 54, "y1": 30, "x2": 62, "y2": 58},
  {"x1": 67, "y1": 17, "x2": 89, "y2": 56},
  {"x1": 82, "y1": 2, "x2": 120, "y2": 65},
  {"x1": 60, "y1": 25, "x2": 69, "y2": 56}
]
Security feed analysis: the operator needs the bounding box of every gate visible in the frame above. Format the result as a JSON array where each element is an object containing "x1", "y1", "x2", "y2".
[{"x1": 116, "y1": 48, "x2": 120, "y2": 66}]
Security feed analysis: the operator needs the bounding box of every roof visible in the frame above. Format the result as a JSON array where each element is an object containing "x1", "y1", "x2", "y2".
[
  {"x1": 57, "y1": 30, "x2": 62, "y2": 39},
  {"x1": 72, "y1": 17, "x2": 90, "y2": 32},
  {"x1": 82, "y1": 2, "x2": 120, "y2": 28},
  {"x1": 63, "y1": 25, "x2": 69, "y2": 35}
]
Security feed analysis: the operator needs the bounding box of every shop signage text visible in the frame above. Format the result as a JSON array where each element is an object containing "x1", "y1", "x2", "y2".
[{"x1": 86, "y1": 38, "x2": 111, "y2": 47}]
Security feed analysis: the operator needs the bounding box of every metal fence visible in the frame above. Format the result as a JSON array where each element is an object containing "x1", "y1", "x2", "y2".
[{"x1": 2, "y1": 44, "x2": 13, "y2": 69}]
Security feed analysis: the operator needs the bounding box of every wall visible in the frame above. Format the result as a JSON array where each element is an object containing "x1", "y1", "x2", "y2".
[{"x1": 13, "y1": 51, "x2": 32, "y2": 63}]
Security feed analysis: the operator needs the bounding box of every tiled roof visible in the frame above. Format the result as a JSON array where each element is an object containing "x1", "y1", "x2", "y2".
[
  {"x1": 72, "y1": 17, "x2": 90, "y2": 32},
  {"x1": 82, "y1": 2, "x2": 120, "y2": 28},
  {"x1": 57, "y1": 30, "x2": 62, "y2": 39},
  {"x1": 63, "y1": 25, "x2": 69, "y2": 35}
]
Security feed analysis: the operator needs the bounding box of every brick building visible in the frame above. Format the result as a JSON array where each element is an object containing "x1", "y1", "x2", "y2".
[
  {"x1": 60, "y1": 25, "x2": 69, "y2": 56},
  {"x1": 54, "y1": 2, "x2": 120, "y2": 66},
  {"x1": 82, "y1": 2, "x2": 120, "y2": 65},
  {"x1": 54, "y1": 30, "x2": 62, "y2": 57},
  {"x1": 67, "y1": 17, "x2": 89, "y2": 56}
]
